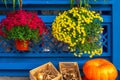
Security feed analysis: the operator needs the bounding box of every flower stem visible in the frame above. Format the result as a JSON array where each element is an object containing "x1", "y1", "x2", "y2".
[
  {"x1": 20, "y1": 0, "x2": 22, "y2": 10},
  {"x1": 76, "y1": 0, "x2": 80, "y2": 7}
]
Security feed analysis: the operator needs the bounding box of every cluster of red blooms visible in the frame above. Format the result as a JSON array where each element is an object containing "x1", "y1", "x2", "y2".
[{"x1": 0, "y1": 10, "x2": 47, "y2": 37}]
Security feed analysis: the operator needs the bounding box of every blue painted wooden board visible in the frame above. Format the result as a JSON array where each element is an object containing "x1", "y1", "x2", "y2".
[
  {"x1": 0, "y1": 0, "x2": 113, "y2": 5},
  {"x1": 0, "y1": 15, "x2": 112, "y2": 23},
  {"x1": 112, "y1": 0, "x2": 120, "y2": 71},
  {"x1": 0, "y1": 0, "x2": 119, "y2": 78}
]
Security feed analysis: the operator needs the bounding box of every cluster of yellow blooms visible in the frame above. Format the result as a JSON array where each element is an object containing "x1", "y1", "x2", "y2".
[{"x1": 52, "y1": 7, "x2": 104, "y2": 58}]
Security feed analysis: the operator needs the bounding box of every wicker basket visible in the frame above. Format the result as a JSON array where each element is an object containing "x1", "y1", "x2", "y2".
[
  {"x1": 30, "y1": 62, "x2": 62, "y2": 80},
  {"x1": 59, "y1": 62, "x2": 82, "y2": 80}
]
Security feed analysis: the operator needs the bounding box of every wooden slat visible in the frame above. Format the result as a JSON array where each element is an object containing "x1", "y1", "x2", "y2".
[
  {"x1": 22, "y1": 0, "x2": 113, "y2": 5},
  {"x1": 0, "y1": 0, "x2": 113, "y2": 5},
  {"x1": 0, "y1": 57, "x2": 111, "y2": 70},
  {"x1": 112, "y1": 0, "x2": 120, "y2": 71},
  {"x1": 0, "y1": 15, "x2": 112, "y2": 23},
  {"x1": 0, "y1": 4, "x2": 112, "y2": 11},
  {"x1": 0, "y1": 52, "x2": 110, "y2": 58},
  {"x1": 0, "y1": 70, "x2": 29, "y2": 76}
]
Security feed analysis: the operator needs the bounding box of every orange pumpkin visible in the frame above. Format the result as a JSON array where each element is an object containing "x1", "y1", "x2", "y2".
[{"x1": 83, "y1": 58, "x2": 118, "y2": 80}]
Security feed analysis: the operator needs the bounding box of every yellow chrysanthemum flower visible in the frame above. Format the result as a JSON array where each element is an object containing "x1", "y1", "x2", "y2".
[{"x1": 52, "y1": 7, "x2": 103, "y2": 57}]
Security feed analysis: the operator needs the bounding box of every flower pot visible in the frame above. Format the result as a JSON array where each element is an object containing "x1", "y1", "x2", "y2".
[{"x1": 15, "y1": 40, "x2": 29, "y2": 51}]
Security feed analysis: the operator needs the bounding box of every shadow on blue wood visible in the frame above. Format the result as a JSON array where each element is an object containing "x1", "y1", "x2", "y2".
[{"x1": 118, "y1": 70, "x2": 120, "y2": 80}]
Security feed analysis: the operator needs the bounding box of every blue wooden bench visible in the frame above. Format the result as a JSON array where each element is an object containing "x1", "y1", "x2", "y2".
[{"x1": 0, "y1": 0, "x2": 119, "y2": 78}]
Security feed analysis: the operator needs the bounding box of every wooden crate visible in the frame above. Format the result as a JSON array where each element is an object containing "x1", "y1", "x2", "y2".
[
  {"x1": 59, "y1": 62, "x2": 82, "y2": 80},
  {"x1": 30, "y1": 62, "x2": 62, "y2": 80}
]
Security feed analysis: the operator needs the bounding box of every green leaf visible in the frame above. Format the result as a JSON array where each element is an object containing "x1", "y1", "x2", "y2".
[
  {"x1": 12, "y1": 0, "x2": 16, "y2": 10},
  {"x1": 2, "y1": 0, "x2": 7, "y2": 8},
  {"x1": 80, "y1": 0, "x2": 82, "y2": 7},
  {"x1": 17, "y1": 0, "x2": 20, "y2": 8},
  {"x1": 70, "y1": 0, "x2": 74, "y2": 8}
]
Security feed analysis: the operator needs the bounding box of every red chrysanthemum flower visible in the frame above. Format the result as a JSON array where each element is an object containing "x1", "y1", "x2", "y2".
[{"x1": 0, "y1": 10, "x2": 48, "y2": 40}]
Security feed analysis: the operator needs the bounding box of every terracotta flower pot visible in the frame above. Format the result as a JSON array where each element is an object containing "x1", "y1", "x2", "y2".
[{"x1": 15, "y1": 40, "x2": 29, "y2": 51}]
